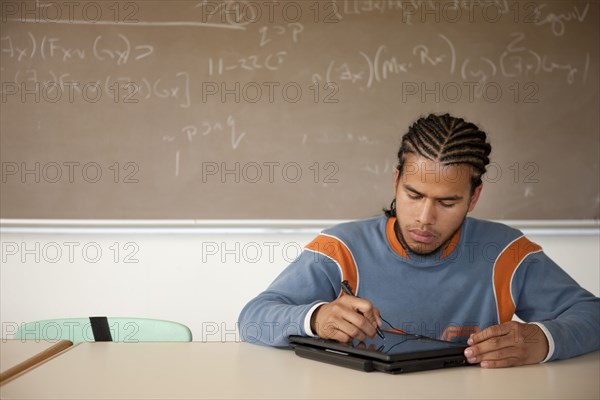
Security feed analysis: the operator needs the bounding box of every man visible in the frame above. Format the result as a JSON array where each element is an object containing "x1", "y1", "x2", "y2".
[{"x1": 238, "y1": 113, "x2": 600, "y2": 368}]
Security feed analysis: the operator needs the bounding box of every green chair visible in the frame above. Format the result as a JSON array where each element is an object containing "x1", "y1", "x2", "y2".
[{"x1": 14, "y1": 317, "x2": 192, "y2": 343}]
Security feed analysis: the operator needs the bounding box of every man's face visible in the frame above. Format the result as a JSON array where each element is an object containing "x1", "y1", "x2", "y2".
[{"x1": 393, "y1": 153, "x2": 482, "y2": 255}]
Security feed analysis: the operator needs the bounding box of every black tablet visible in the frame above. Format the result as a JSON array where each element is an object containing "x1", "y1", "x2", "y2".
[{"x1": 288, "y1": 332, "x2": 468, "y2": 374}]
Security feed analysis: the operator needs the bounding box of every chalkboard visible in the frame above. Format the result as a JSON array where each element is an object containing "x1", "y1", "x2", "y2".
[{"x1": 1, "y1": 0, "x2": 598, "y2": 219}]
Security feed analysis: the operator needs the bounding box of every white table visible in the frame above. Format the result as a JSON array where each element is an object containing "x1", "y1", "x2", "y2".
[
  {"x1": 0, "y1": 340, "x2": 72, "y2": 385},
  {"x1": 1, "y1": 342, "x2": 598, "y2": 399}
]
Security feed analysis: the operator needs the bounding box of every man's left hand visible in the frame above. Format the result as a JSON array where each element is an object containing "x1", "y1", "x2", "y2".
[{"x1": 464, "y1": 321, "x2": 549, "y2": 368}]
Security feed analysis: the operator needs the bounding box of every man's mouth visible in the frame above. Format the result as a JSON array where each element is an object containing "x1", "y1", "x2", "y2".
[{"x1": 408, "y1": 229, "x2": 437, "y2": 244}]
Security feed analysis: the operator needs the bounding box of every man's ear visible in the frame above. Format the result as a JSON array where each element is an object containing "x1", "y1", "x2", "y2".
[
  {"x1": 468, "y1": 184, "x2": 483, "y2": 212},
  {"x1": 393, "y1": 168, "x2": 400, "y2": 192}
]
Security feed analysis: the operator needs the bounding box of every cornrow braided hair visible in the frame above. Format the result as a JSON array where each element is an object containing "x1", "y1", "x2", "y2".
[{"x1": 384, "y1": 113, "x2": 492, "y2": 217}]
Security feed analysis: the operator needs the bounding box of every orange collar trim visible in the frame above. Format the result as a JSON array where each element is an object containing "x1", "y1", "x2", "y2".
[
  {"x1": 386, "y1": 217, "x2": 409, "y2": 258},
  {"x1": 440, "y1": 227, "x2": 461, "y2": 260}
]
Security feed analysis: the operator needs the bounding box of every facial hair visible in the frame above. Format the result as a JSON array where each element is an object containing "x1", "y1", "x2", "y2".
[{"x1": 394, "y1": 218, "x2": 464, "y2": 257}]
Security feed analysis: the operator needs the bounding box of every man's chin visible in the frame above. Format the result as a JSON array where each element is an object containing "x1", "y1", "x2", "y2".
[{"x1": 407, "y1": 243, "x2": 441, "y2": 256}]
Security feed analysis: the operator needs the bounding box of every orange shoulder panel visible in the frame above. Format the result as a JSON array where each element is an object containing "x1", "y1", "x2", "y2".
[
  {"x1": 305, "y1": 234, "x2": 359, "y2": 296},
  {"x1": 494, "y1": 236, "x2": 542, "y2": 323}
]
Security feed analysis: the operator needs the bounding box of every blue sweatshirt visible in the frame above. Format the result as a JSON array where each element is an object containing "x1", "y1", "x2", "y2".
[{"x1": 238, "y1": 216, "x2": 600, "y2": 361}]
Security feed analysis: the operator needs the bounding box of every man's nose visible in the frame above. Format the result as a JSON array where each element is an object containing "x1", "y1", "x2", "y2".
[{"x1": 417, "y1": 199, "x2": 436, "y2": 225}]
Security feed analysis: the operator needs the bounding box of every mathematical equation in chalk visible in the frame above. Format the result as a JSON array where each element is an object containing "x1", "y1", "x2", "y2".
[
  {"x1": 1, "y1": 68, "x2": 190, "y2": 108},
  {"x1": 312, "y1": 32, "x2": 591, "y2": 95},
  {"x1": 0, "y1": 33, "x2": 153, "y2": 65}
]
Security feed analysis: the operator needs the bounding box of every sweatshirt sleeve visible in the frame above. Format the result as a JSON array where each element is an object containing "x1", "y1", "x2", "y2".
[
  {"x1": 512, "y1": 251, "x2": 600, "y2": 361},
  {"x1": 238, "y1": 248, "x2": 342, "y2": 347}
]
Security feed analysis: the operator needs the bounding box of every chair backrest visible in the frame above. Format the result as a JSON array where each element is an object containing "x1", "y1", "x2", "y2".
[{"x1": 13, "y1": 317, "x2": 192, "y2": 343}]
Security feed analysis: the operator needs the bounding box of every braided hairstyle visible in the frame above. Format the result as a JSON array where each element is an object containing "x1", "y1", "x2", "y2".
[{"x1": 384, "y1": 113, "x2": 492, "y2": 217}]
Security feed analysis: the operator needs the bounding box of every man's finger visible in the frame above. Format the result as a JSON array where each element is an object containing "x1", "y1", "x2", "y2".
[
  {"x1": 465, "y1": 340, "x2": 518, "y2": 363},
  {"x1": 322, "y1": 319, "x2": 360, "y2": 343},
  {"x1": 373, "y1": 308, "x2": 382, "y2": 328},
  {"x1": 480, "y1": 357, "x2": 521, "y2": 369},
  {"x1": 468, "y1": 325, "x2": 501, "y2": 345},
  {"x1": 468, "y1": 322, "x2": 514, "y2": 345},
  {"x1": 347, "y1": 296, "x2": 375, "y2": 316},
  {"x1": 340, "y1": 296, "x2": 379, "y2": 336},
  {"x1": 360, "y1": 307, "x2": 382, "y2": 330},
  {"x1": 341, "y1": 309, "x2": 377, "y2": 338},
  {"x1": 329, "y1": 328, "x2": 352, "y2": 343},
  {"x1": 337, "y1": 318, "x2": 369, "y2": 342},
  {"x1": 465, "y1": 333, "x2": 515, "y2": 363},
  {"x1": 317, "y1": 316, "x2": 363, "y2": 342}
]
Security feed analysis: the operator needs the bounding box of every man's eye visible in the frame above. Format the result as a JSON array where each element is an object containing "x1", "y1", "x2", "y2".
[
  {"x1": 439, "y1": 202, "x2": 455, "y2": 208},
  {"x1": 408, "y1": 194, "x2": 421, "y2": 200}
]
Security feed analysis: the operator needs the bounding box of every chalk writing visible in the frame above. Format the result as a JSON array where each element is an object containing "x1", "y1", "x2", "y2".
[
  {"x1": 0, "y1": 33, "x2": 153, "y2": 65},
  {"x1": 499, "y1": 32, "x2": 589, "y2": 85},
  {"x1": 208, "y1": 51, "x2": 287, "y2": 75},
  {"x1": 258, "y1": 23, "x2": 304, "y2": 47},
  {"x1": 162, "y1": 116, "x2": 248, "y2": 177},
  {"x1": 2, "y1": 68, "x2": 190, "y2": 107},
  {"x1": 304, "y1": 131, "x2": 380, "y2": 146},
  {"x1": 534, "y1": 2, "x2": 590, "y2": 37},
  {"x1": 361, "y1": 160, "x2": 396, "y2": 176},
  {"x1": 313, "y1": 32, "x2": 590, "y2": 94}
]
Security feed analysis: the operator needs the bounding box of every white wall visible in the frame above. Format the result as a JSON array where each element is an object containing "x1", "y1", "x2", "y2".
[{"x1": 1, "y1": 220, "x2": 598, "y2": 341}]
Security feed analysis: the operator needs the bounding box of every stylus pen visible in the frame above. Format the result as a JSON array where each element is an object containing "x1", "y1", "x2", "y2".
[{"x1": 340, "y1": 280, "x2": 385, "y2": 339}]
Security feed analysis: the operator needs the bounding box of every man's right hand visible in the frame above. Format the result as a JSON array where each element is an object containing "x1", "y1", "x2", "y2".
[{"x1": 310, "y1": 295, "x2": 382, "y2": 342}]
